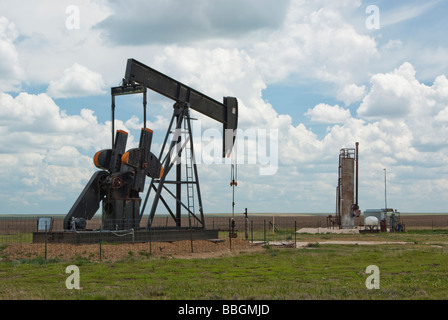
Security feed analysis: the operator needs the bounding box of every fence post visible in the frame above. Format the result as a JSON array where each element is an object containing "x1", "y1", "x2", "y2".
[
  {"x1": 44, "y1": 221, "x2": 47, "y2": 261},
  {"x1": 190, "y1": 224, "x2": 194, "y2": 253},
  {"x1": 251, "y1": 220, "x2": 253, "y2": 243},
  {"x1": 99, "y1": 225, "x2": 102, "y2": 261},
  {"x1": 229, "y1": 218, "x2": 232, "y2": 250},
  {"x1": 149, "y1": 224, "x2": 152, "y2": 256},
  {"x1": 294, "y1": 220, "x2": 297, "y2": 248},
  {"x1": 263, "y1": 219, "x2": 266, "y2": 245}
]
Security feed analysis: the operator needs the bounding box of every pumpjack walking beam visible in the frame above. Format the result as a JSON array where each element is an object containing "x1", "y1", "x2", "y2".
[
  {"x1": 123, "y1": 59, "x2": 238, "y2": 229},
  {"x1": 123, "y1": 58, "x2": 238, "y2": 157}
]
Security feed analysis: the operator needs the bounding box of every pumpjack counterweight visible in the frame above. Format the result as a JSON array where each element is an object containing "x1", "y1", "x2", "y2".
[{"x1": 63, "y1": 59, "x2": 238, "y2": 231}]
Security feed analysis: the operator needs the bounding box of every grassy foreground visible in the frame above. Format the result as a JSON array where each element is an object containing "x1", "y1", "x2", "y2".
[{"x1": 1, "y1": 233, "x2": 447, "y2": 300}]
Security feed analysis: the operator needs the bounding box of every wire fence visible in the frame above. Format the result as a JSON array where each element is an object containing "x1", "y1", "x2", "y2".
[
  {"x1": 0, "y1": 215, "x2": 330, "y2": 262},
  {"x1": 2, "y1": 214, "x2": 447, "y2": 262}
]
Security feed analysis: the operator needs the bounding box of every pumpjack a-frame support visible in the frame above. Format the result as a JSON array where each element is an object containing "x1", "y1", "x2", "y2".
[
  {"x1": 112, "y1": 90, "x2": 204, "y2": 230},
  {"x1": 141, "y1": 101, "x2": 205, "y2": 229}
]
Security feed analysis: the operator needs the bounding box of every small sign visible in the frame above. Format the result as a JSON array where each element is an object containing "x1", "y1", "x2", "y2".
[{"x1": 37, "y1": 217, "x2": 53, "y2": 232}]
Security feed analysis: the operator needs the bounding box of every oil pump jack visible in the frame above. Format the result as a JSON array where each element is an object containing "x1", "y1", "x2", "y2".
[{"x1": 63, "y1": 59, "x2": 238, "y2": 231}]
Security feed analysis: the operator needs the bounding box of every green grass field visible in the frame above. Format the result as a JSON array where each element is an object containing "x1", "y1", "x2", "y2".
[{"x1": 1, "y1": 229, "x2": 447, "y2": 300}]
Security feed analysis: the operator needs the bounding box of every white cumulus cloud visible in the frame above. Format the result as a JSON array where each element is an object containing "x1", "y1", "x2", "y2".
[
  {"x1": 337, "y1": 84, "x2": 366, "y2": 106},
  {"x1": 0, "y1": 91, "x2": 136, "y2": 213},
  {"x1": 252, "y1": 1, "x2": 379, "y2": 85},
  {"x1": 305, "y1": 103, "x2": 351, "y2": 124},
  {"x1": 0, "y1": 16, "x2": 24, "y2": 91},
  {"x1": 46, "y1": 63, "x2": 106, "y2": 98},
  {"x1": 357, "y1": 62, "x2": 448, "y2": 150}
]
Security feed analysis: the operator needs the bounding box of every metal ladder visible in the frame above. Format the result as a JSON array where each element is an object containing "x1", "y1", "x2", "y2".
[{"x1": 183, "y1": 118, "x2": 196, "y2": 225}]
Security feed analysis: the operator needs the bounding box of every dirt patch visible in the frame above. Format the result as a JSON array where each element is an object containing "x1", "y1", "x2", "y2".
[
  {"x1": 1, "y1": 238, "x2": 264, "y2": 262},
  {"x1": 297, "y1": 227, "x2": 361, "y2": 234},
  {"x1": 295, "y1": 241, "x2": 412, "y2": 247}
]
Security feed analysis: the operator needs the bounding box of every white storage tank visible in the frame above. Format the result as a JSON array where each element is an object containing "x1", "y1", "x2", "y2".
[{"x1": 365, "y1": 216, "x2": 379, "y2": 227}]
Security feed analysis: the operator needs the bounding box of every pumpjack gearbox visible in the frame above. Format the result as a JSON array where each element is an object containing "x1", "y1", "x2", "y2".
[{"x1": 63, "y1": 128, "x2": 163, "y2": 230}]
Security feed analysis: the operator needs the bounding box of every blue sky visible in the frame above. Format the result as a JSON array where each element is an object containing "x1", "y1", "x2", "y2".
[{"x1": 1, "y1": 0, "x2": 448, "y2": 216}]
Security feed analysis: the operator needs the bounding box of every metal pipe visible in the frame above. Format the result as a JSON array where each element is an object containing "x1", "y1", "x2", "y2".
[
  {"x1": 384, "y1": 168, "x2": 387, "y2": 210},
  {"x1": 143, "y1": 88, "x2": 147, "y2": 130},
  {"x1": 111, "y1": 94, "x2": 115, "y2": 148},
  {"x1": 355, "y1": 142, "x2": 359, "y2": 208}
]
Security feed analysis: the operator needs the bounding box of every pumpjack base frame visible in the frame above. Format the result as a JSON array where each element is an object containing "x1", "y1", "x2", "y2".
[{"x1": 33, "y1": 228, "x2": 219, "y2": 244}]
